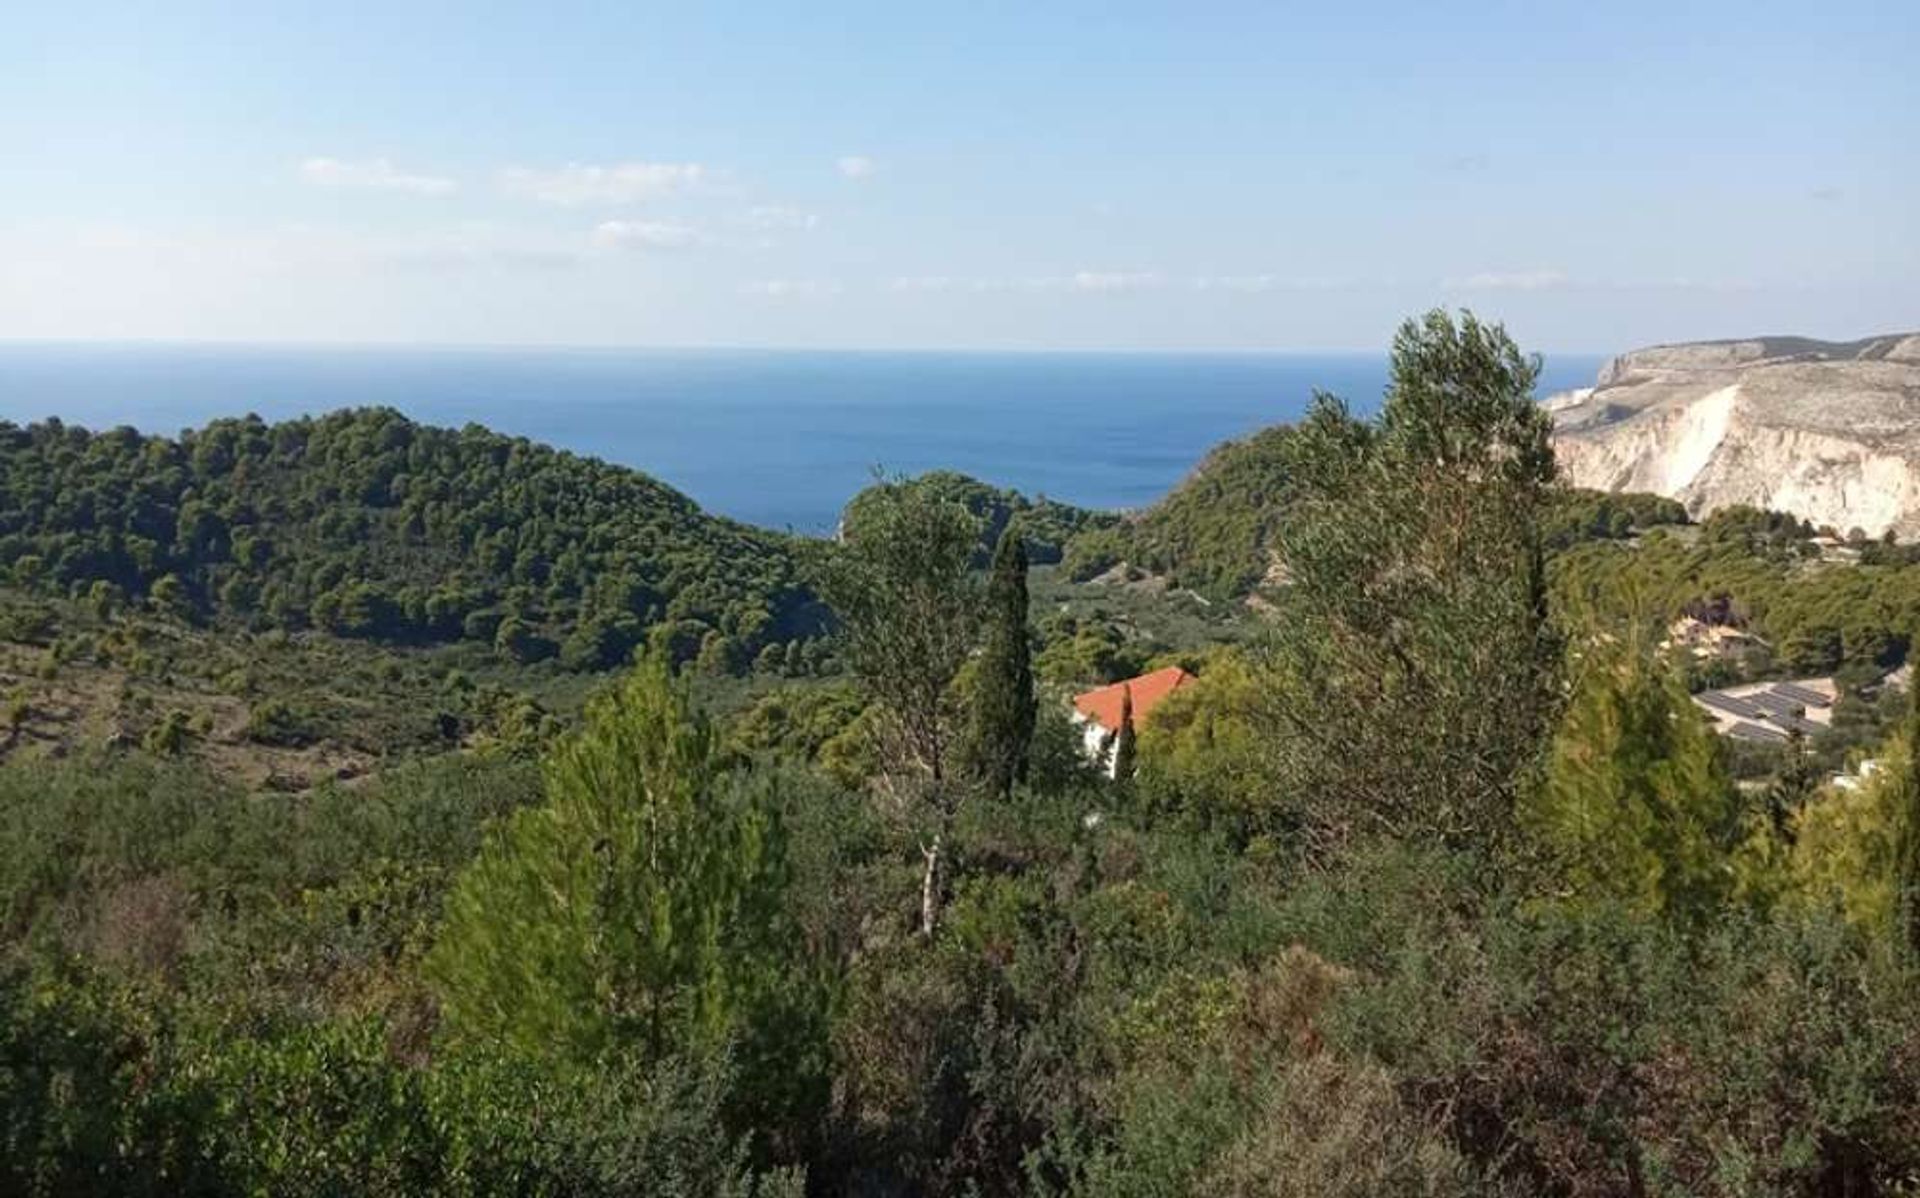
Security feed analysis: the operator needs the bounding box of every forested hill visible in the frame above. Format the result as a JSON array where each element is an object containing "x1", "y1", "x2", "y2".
[
  {"x1": 1068, "y1": 423, "x2": 1305, "y2": 597},
  {"x1": 0, "y1": 408, "x2": 827, "y2": 673},
  {"x1": 840, "y1": 469, "x2": 1122, "y2": 565},
  {"x1": 1061, "y1": 417, "x2": 1697, "y2": 601}
]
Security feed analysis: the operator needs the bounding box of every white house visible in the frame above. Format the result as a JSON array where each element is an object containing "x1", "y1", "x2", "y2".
[{"x1": 1070, "y1": 665, "x2": 1194, "y2": 777}]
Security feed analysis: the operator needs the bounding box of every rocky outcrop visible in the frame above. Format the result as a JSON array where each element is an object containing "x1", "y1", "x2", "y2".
[{"x1": 1550, "y1": 333, "x2": 1920, "y2": 538}]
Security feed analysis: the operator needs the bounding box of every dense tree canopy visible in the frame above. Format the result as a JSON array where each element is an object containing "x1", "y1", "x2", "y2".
[
  {"x1": 0, "y1": 408, "x2": 827, "y2": 673},
  {"x1": 841, "y1": 470, "x2": 1120, "y2": 567}
]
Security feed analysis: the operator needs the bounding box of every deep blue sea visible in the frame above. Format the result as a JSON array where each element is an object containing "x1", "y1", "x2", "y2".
[{"x1": 0, "y1": 345, "x2": 1606, "y2": 534}]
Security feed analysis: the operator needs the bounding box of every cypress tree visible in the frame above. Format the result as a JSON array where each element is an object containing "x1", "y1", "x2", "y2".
[
  {"x1": 1111, "y1": 684, "x2": 1137, "y2": 785},
  {"x1": 969, "y1": 527, "x2": 1036, "y2": 798},
  {"x1": 1891, "y1": 683, "x2": 1920, "y2": 957},
  {"x1": 1765, "y1": 727, "x2": 1819, "y2": 845}
]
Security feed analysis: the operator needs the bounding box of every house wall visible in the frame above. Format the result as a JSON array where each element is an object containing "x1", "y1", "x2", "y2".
[{"x1": 1071, "y1": 711, "x2": 1117, "y2": 778}]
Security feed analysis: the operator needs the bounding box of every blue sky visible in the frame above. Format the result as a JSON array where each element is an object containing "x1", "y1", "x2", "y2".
[{"x1": 3, "y1": 0, "x2": 1915, "y2": 352}]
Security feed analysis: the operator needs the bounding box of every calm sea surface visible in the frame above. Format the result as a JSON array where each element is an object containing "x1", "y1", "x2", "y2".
[{"x1": 0, "y1": 345, "x2": 1606, "y2": 534}]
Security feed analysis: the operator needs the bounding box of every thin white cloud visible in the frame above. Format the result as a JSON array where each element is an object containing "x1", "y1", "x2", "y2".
[
  {"x1": 1069, "y1": 270, "x2": 1160, "y2": 292},
  {"x1": 888, "y1": 271, "x2": 1161, "y2": 294},
  {"x1": 742, "y1": 205, "x2": 819, "y2": 231},
  {"x1": 836, "y1": 155, "x2": 876, "y2": 180},
  {"x1": 1445, "y1": 269, "x2": 1569, "y2": 291},
  {"x1": 591, "y1": 219, "x2": 702, "y2": 250},
  {"x1": 499, "y1": 162, "x2": 708, "y2": 205},
  {"x1": 297, "y1": 157, "x2": 456, "y2": 195},
  {"x1": 1191, "y1": 274, "x2": 1277, "y2": 292},
  {"x1": 889, "y1": 275, "x2": 957, "y2": 292},
  {"x1": 742, "y1": 278, "x2": 843, "y2": 299}
]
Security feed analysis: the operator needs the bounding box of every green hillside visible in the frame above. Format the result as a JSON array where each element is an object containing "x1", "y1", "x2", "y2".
[
  {"x1": 839, "y1": 469, "x2": 1122, "y2": 565},
  {"x1": 0, "y1": 408, "x2": 827, "y2": 674}
]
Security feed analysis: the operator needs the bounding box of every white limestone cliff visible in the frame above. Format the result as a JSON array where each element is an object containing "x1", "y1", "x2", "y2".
[{"x1": 1550, "y1": 333, "x2": 1920, "y2": 538}]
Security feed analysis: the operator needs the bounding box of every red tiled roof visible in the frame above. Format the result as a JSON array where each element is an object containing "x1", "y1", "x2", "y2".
[{"x1": 1072, "y1": 666, "x2": 1194, "y2": 733}]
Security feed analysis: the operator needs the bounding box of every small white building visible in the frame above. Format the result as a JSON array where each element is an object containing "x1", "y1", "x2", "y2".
[{"x1": 1070, "y1": 666, "x2": 1194, "y2": 777}]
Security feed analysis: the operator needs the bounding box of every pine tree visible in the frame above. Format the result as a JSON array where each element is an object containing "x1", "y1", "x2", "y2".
[
  {"x1": 1111, "y1": 685, "x2": 1137, "y2": 785},
  {"x1": 1525, "y1": 633, "x2": 1740, "y2": 922},
  {"x1": 967, "y1": 528, "x2": 1036, "y2": 799},
  {"x1": 1765, "y1": 727, "x2": 1819, "y2": 844},
  {"x1": 428, "y1": 656, "x2": 802, "y2": 1071}
]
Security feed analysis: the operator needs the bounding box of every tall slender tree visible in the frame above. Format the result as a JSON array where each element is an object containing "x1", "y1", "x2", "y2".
[
  {"x1": 820, "y1": 475, "x2": 982, "y2": 936},
  {"x1": 967, "y1": 528, "x2": 1036, "y2": 799},
  {"x1": 1111, "y1": 685, "x2": 1137, "y2": 785},
  {"x1": 1891, "y1": 680, "x2": 1920, "y2": 958}
]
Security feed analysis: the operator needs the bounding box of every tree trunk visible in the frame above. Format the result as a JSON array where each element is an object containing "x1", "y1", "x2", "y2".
[{"x1": 919, "y1": 833, "x2": 943, "y2": 938}]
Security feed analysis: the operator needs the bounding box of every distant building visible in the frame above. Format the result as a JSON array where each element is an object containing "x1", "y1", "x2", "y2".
[
  {"x1": 1071, "y1": 665, "x2": 1194, "y2": 777},
  {"x1": 1663, "y1": 615, "x2": 1759, "y2": 659},
  {"x1": 1831, "y1": 759, "x2": 1883, "y2": 793},
  {"x1": 1692, "y1": 677, "x2": 1837, "y2": 743}
]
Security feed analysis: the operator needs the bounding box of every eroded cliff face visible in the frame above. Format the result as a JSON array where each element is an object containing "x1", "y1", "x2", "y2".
[{"x1": 1551, "y1": 333, "x2": 1920, "y2": 537}]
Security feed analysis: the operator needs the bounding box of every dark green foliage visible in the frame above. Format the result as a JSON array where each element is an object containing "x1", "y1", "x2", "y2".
[
  {"x1": 965, "y1": 530, "x2": 1036, "y2": 797},
  {"x1": 1110, "y1": 684, "x2": 1136, "y2": 785},
  {"x1": 0, "y1": 409, "x2": 824, "y2": 673},
  {"x1": 842, "y1": 470, "x2": 1120, "y2": 566},
  {"x1": 1550, "y1": 522, "x2": 1920, "y2": 679},
  {"x1": 1892, "y1": 687, "x2": 1920, "y2": 959},
  {"x1": 1246, "y1": 310, "x2": 1562, "y2": 855},
  {"x1": 0, "y1": 957, "x2": 804, "y2": 1197},
  {"x1": 1542, "y1": 487, "x2": 1691, "y2": 549},
  {"x1": 1766, "y1": 727, "x2": 1821, "y2": 841},
  {"x1": 1097, "y1": 424, "x2": 1306, "y2": 598},
  {"x1": 1280, "y1": 845, "x2": 1920, "y2": 1198}
]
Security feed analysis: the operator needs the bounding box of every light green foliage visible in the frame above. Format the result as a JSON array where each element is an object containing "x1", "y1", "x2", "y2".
[
  {"x1": 1137, "y1": 649, "x2": 1267, "y2": 823},
  {"x1": 1525, "y1": 636, "x2": 1742, "y2": 920},
  {"x1": 1794, "y1": 690, "x2": 1920, "y2": 949},
  {"x1": 822, "y1": 476, "x2": 984, "y2": 932},
  {"x1": 1033, "y1": 615, "x2": 1153, "y2": 687},
  {"x1": 430, "y1": 658, "x2": 806, "y2": 1074},
  {"x1": 140, "y1": 709, "x2": 193, "y2": 756}
]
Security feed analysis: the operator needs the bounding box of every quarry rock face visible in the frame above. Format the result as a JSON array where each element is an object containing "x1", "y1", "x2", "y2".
[{"x1": 1550, "y1": 333, "x2": 1920, "y2": 538}]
